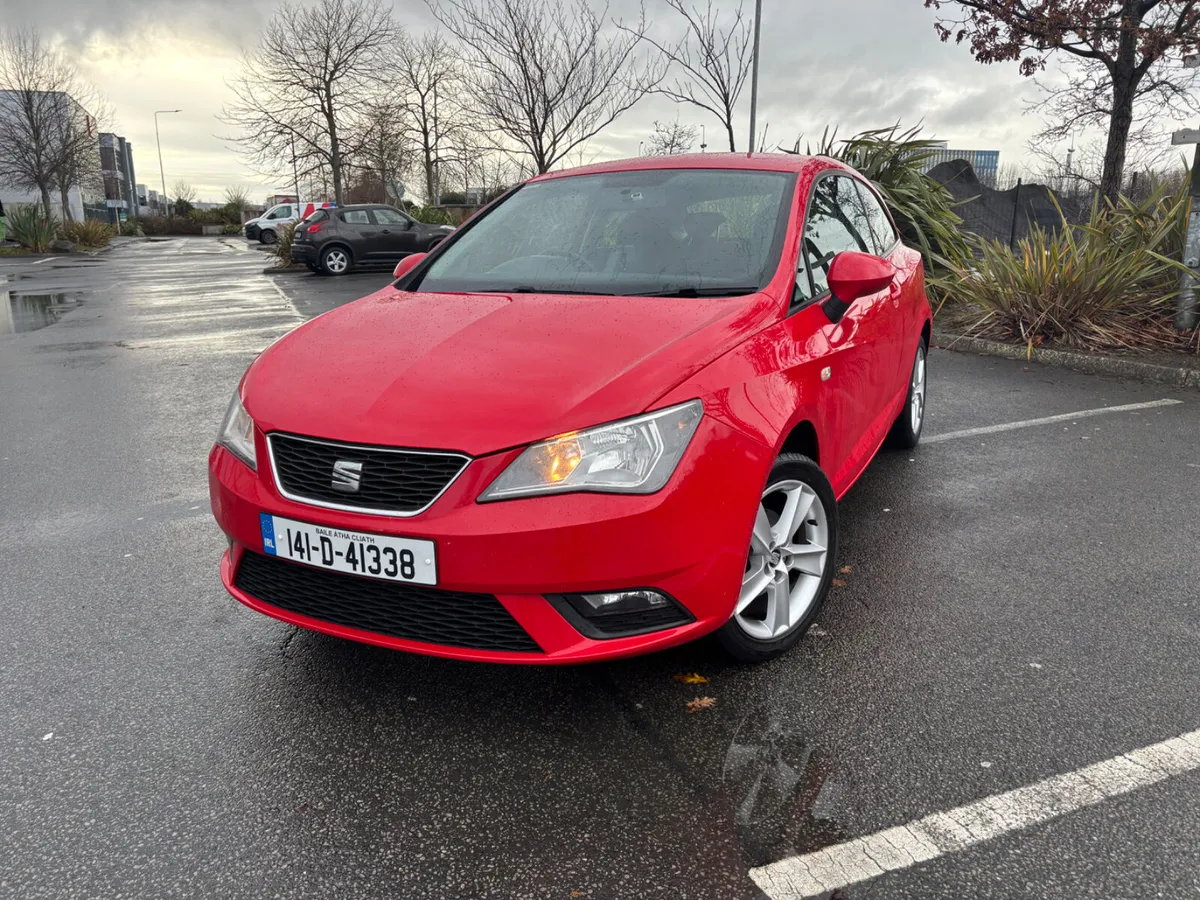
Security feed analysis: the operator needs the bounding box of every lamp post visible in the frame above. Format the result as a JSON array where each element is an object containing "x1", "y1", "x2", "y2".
[
  {"x1": 747, "y1": 0, "x2": 763, "y2": 154},
  {"x1": 154, "y1": 109, "x2": 181, "y2": 214}
]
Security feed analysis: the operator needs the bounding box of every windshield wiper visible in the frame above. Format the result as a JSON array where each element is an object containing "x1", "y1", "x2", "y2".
[
  {"x1": 502, "y1": 286, "x2": 612, "y2": 295},
  {"x1": 631, "y1": 286, "x2": 761, "y2": 298}
]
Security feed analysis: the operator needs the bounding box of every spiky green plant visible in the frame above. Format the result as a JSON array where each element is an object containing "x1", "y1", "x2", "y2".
[
  {"x1": 6, "y1": 204, "x2": 59, "y2": 252},
  {"x1": 59, "y1": 219, "x2": 116, "y2": 248},
  {"x1": 940, "y1": 183, "x2": 1191, "y2": 351},
  {"x1": 273, "y1": 222, "x2": 297, "y2": 267}
]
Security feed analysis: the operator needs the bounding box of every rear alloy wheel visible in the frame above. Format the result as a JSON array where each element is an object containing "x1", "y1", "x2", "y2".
[
  {"x1": 320, "y1": 246, "x2": 352, "y2": 276},
  {"x1": 716, "y1": 453, "x2": 838, "y2": 663},
  {"x1": 886, "y1": 339, "x2": 927, "y2": 449},
  {"x1": 260, "y1": 229, "x2": 277, "y2": 245}
]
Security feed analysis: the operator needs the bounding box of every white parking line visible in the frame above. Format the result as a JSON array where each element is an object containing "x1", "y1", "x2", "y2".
[
  {"x1": 750, "y1": 727, "x2": 1200, "y2": 898},
  {"x1": 925, "y1": 398, "x2": 1183, "y2": 444}
]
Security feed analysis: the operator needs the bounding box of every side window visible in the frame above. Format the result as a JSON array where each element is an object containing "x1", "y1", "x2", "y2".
[
  {"x1": 341, "y1": 210, "x2": 370, "y2": 225},
  {"x1": 275, "y1": 205, "x2": 291, "y2": 219},
  {"x1": 374, "y1": 208, "x2": 411, "y2": 226},
  {"x1": 801, "y1": 175, "x2": 874, "y2": 298},
  {"x1": 854, "y1": 181, "x2": 898, "y2": 256}
]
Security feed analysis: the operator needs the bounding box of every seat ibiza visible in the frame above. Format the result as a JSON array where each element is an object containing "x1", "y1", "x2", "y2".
[{"x1": 209, "y1": 153, "x2": 931, "y2": 664}]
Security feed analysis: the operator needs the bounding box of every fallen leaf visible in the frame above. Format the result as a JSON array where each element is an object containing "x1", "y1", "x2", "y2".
[
  {"x1": 839, "y1": 565, "x2": 852, "y2": 574},
  {"x1": 832, "y1": 578, "x2": 847, "y2": 587},
  {"x1": 686, "y1": 696, "x2": 717, "y2": 713},
  {"x1": 673, "y1": 672, "x2": 709, "y2": 685},
  {"x1": 571, "y1": 892, "x2": 584, "y2": 898}
]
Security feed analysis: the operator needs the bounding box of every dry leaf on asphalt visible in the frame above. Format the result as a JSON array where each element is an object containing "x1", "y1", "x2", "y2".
[
  {"x1": 686, "y1": 696, "x2": 717, "y2": 713},
  {"x1": 839, "y1": 565, "x2": 852, "y2": 574},
  {"x1": 673, "y1": 672, "x2": 709, "y2": 685},
  {"x1": 832, "y1": 578, "x2": 847, "y2": 587}
]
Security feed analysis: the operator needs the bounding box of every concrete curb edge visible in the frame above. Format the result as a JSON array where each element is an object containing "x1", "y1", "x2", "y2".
[{"x1": 934, "y1": 328, "x2": 1200, "y2": 391}]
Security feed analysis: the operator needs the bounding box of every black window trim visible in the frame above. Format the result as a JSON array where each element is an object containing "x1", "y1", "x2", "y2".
[
  {"x1": 372, "y1": 205, "x2": 416, "y2": 228},
  {"x1": 790, "y1": 169, "x2": 899, "y2": 315}
]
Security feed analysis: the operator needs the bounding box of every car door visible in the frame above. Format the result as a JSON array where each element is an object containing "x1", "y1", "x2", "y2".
[
  {"x1": 853, "y1": 179, "x2": 917, "y2": 403},
  {"x1": 372, "y1": 207, "x2": 420, "y2": 260},
  {"x1": 338, "y1": 209, "x2": 379, "y2": 261},
  {"x1": 785, "y1": 172, "x2": 895, "y2": 490}
]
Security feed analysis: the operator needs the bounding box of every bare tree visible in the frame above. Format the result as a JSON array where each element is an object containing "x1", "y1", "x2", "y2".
[
  {"x1": 172, "y1": 179, "x2": 196, "y2": 216},
  {"x1": 926, "y1": 0, "x2": 1200, "y2": 202},
  {"x1": 393, "y1": 31, "x2": 467, "y2": 203},
  {"x1": 349, "y1": 97, "x2": 412, "y2": 203},
  {"x1": 430, "y1": 0, "x2": 664, "y2": 174},
  {"x1": 222, "y1": 0, "x2": 398, "y2": 204},
  {"x1": 646, "y1": 119, "x2": 698, "y2": 155},
  {"x1": 223, "y1": 185, "x2": 250, "y2": 218},
  {"x1": 627, "y1": 0, "x2": 751, "y2": 153},
  {"x1": 0, "y1": 27, "x2": 105, "y2": 218}
]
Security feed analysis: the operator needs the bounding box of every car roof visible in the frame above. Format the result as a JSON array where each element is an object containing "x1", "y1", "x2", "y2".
[
  {"x1": 336, "y1": 203, "x2": 396, "y2": 210},
  {"x1": 531, "y1": 152, "x2": 848, "y2": 183}
]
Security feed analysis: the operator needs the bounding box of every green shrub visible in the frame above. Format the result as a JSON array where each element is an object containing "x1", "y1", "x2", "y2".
[
  {"x1": 410, "y1": 205, "x2": 456, "y2": 226},
  {"x1": 140, "y1": 216, "x2": 202, "y2": 236},
  {"x1": 940, "y1": 183, "x2": 1190, "y2": 351},
  {"x1": 273, "y1": 222, "x2": 297, "y2": 267},
  {"x1": 60, "y1": 219, "x2": 116, "y2": 248},
  {"x1": 221, "y1": 223, "x2": 242, "y2": 235},
  {"x1": 6, "y1": 204, "x2": 59, "y2": 251},
  {"x1": 119, "y1": 220, "x2": 144, "y2": 237}
]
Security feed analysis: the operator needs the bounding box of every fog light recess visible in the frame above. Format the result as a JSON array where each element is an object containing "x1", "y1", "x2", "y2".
[{"x1": 548, "y1": 589, "x2": 694, "y2": 640}]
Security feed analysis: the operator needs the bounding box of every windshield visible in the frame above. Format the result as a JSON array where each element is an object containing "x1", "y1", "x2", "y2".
[{"x1": 414, "y1": 169, "x2": 795, "y2": 297}]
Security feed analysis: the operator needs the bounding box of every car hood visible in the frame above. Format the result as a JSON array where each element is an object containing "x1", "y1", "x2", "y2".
[{"x1": 244, "y1": 287, "x2": 776, "y2": 455}]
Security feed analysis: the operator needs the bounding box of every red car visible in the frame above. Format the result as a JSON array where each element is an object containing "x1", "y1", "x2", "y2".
[{"x1": 209, "y1": 153, "x2": 931, "y2": 664}]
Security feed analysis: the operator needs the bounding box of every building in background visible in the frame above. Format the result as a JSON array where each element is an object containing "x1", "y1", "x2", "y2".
[
  {"x1": 920, "y1": 142, "x2": 1001, "y2": 187},
  {"x1": 0, "y1": 89, "x2": 103, "y2": 221},
  {"x1": 100, "y1": 132, "x2": 138, "y2": 223}
]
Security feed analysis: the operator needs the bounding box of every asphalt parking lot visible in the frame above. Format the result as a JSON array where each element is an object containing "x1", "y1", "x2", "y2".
[{"x1": 2, "y1": 237, "x2": 1198, "y2": 899}]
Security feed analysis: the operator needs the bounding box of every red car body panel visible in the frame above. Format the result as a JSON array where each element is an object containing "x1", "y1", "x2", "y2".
[{"x1": 209, "y1": 153, "x2": 932, "y2": 663}]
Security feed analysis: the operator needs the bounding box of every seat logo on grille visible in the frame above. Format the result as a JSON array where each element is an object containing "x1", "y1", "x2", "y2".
[{"x1": 331, "y1": 460, "x2": 364, "y2": 493}]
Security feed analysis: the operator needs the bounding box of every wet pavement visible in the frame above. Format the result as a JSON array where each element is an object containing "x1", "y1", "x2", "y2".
[{"x1": 1, "y1": 237, "x2": 1198, "y2": 899}]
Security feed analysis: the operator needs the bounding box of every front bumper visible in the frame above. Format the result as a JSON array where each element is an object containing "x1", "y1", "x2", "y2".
[{"x1": 208, "y1": 415, "x2": 771, "y2": 664}]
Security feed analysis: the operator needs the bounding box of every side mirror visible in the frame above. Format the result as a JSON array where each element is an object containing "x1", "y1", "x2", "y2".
[
  {"x1": 393, "y1": 252, "x2": 427, "y2": 280},
  {"x1": 822, "y1": 251, "x2": 896, "y2": 324}
]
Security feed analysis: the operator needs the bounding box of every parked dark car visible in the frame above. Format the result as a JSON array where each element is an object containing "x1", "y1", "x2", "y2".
[{"x1": 292, "y1": 205, "x2": 455, "y2": 275}]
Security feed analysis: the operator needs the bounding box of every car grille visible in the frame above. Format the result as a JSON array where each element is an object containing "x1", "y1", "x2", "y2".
[
  {"x1": 234, "y1": 551, "x2": 542, "y2": 653},
  {"x1": 268, "y1": 433, "x2": 469, "y2": 515}
]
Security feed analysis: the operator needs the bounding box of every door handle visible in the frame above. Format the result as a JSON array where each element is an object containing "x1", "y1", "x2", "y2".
[{"x1": 381, "y1": 229, "x2": 391, "y2": 234}]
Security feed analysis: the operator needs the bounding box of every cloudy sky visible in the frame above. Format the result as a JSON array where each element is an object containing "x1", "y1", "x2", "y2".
[{"x1": 7, "y1": 0, "x2": 1059, "y2": 203}]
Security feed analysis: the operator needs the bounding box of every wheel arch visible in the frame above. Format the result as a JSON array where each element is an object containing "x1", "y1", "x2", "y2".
[
  {"x1": 320, "y1": 241, "x2": 356, "y2": 262},
  {"x1": 778, "y1": 418, "x2": 819, "y2": 466}
]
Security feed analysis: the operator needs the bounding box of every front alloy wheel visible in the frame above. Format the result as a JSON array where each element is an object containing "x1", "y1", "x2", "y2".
[{"x1": 717, "y1": 453, "x2": 838, "y2": 663}]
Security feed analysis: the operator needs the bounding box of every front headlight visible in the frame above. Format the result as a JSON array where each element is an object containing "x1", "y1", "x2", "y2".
[
  {"x1": 480, "y1": 400, "x2": 702, "y2": 501},
  {"x1": 216, "y1": 390, "x2": 257, "y2": 470}
]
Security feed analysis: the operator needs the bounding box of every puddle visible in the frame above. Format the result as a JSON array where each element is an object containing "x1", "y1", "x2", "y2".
[{"x1": 0, "y1": 290, "x2": 84, "y2": 334}]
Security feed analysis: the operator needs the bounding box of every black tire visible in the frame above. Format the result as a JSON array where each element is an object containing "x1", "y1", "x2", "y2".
[
  {"x1": 716, "y1": 453, "x2": 839, "y2": 664},
  {"x1": 260, "y1": 229, "x2": 277, "y2": 245},
  {"x1": 320, "y1": 245, "x2": 353, "y2": 276},
  {"x1": 885, "y1": 338, "x2": 928, "y2": 450}
]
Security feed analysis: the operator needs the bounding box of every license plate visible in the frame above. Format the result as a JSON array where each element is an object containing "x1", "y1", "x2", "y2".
[{"x1": 260, "y1": 514, "x2": 437, "y2": 585}]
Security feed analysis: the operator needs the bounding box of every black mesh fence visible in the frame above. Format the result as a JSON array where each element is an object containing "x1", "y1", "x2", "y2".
[{"x1": 928, "y1": 160, "x2": 1094, "y2": 249}]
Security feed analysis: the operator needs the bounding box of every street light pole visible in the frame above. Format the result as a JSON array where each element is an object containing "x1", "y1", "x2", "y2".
[
  {"x1": 154, "y1": 109, "x2": 181, "y2": 215},
  {"x1": 747, "y1": 0, "x2": 763, "y2": 154}
]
